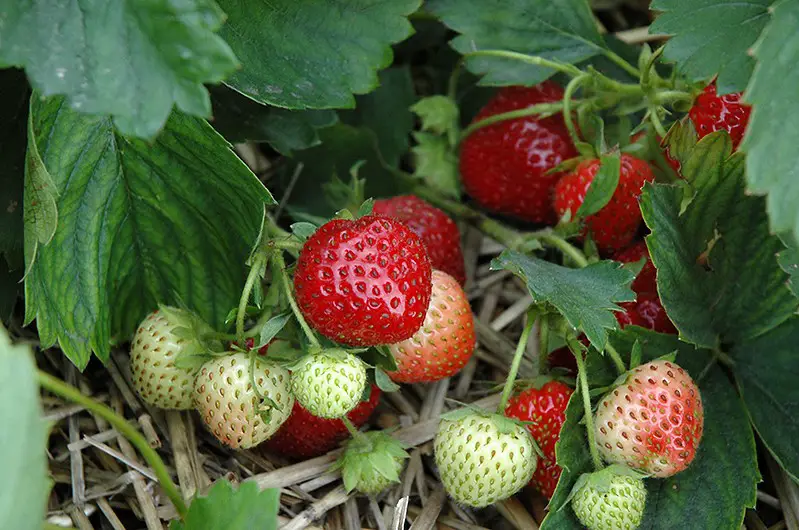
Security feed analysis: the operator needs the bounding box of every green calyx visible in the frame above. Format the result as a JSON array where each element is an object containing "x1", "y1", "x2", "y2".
[
  {"x1": 569, "y1": 466, "x2": 648, "y2": 530},
  {"x1": 335, "y1": 431, "x2": 409, "y2": 495},
  {"x1": 157, "y1": 304, "x2": 220, "y2": 369}
]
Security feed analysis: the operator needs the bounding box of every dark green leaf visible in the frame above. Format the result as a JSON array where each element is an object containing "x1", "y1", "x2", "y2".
[
  {"x1": 0, "y1": 326, "x2": 50, "y2": 530},
  {"x1": 210, "y1": 86, "x2": 337, "y2": 154},
  {"x1": 491, "y1": 250, "x2": 635, "y2": 351},
  {"x1": 24, "y1": 97, "x2": 272, "y2": 368},
  {"x1": 649, "y1": 0, "x2": 773, "y2": 94},
  {"x1": 777, "y1": 235, "x2": 799, "y2": 298},
  {"x1": 0, "y1": 1, "x2": 238, "y2": 138},
  {"x1": 170, "y1": 481, "x2": 279, "y2": 530},
  {"x1": 641, "y1": 133, "x2": 796, "y2": 349},
  {"x1": 544, "y1": 330, "x2": 758, "y2": 530},
  {"x1": 285, "y1": 125, "x2": 406, "y2": 218},
  {"x1": 0, "y1": 69, "x2": 28, "y2": 266},
  {"x1": 341, "y1": 67, "x2": 416, "y2": 166},
  {"x1": 741, "y1": 0, "x2": 799, "y2": 243},
  {"x1": 576, "y1": 153, "x2": 621, "y2": 217},
  {"x1": 218, "y1": 0, "x2": 419, "y2": 110},
  {"x1": 731, "y1": 318, "x2": 799, "y2": 481},
  {"x1": 257, "y1": 313, "x2": 291, "y2": 350},
  {"x1": 427, "y1": 0, "x2": 605, "y2": 86}
]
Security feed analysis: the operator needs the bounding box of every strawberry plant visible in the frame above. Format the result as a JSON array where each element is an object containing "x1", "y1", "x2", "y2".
[{"x1": 1, "y1": 1, "x2": 798, "y2": 529}]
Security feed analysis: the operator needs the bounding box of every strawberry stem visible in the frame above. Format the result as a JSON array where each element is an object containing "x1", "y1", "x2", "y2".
[
  {"x1": 236, "y1": 251, "x2": 268, "y2": 347},
  {"x1": 536, "y1": 232, "x2": 589, "y2": 268},
  {"x1": 567, "y1": 337, "x2": 603, "y2": 471},
  {"x1": 600, "y1": 48, "x2": 642, "y2": 79},
  {"x1": 459, "y1": 101, "x2": 572, "y2": 143},
  {"x1": 538, "y1": 314, "x2": 550, "y2": 374},
  {"x1": 463, "y1": 50, "x2": 583, "y2": 77},
  {"x1": 37, "y1": 370, "x2": 189, "y2": 519},
  {"x1": 498, "y1": 309, "x2": 537, "y2": 414},
  {"x1": 272, "y1": 250, "x2": 321, "y2": 349},
  {"x1": 563, "y1": 74, "x2": 591, "y2": 150},
  {"x1": 341, "y1": 416, "x2": 367, "y2": 442},
  {"x1": 606, "y1": 342, "x2": 627, "y2": 375}
]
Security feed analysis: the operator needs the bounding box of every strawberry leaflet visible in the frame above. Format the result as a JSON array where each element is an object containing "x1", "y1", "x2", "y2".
[
  {"x1": 641, "y1": 133, "x2": 797, "y2": 349},
  {"x1": 491, "y1": 250, "x2": 635, "y2": 351}
]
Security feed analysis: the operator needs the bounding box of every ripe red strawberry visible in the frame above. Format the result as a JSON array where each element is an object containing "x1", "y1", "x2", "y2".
[
  {"x1": 373, "y1": 196, "x2": 466, "y2": 285},
  {"x1": 459, "y1": 83, "x2": 578, "y2": 224},
  {"x1": 553, "y1": 154, "x2": 654, "y2": 253},
  {"x1": 505, "y1": 380, "x2": 573, "y2": 498},
  {"x1": 595, "y1": 360, "x2": 704, "y2": 477},
  {"x1": 263, "y1": 385, "x2": 381, "y2": 459},
  {"x1": 294, "y1": 216, "x2": 432, "y2": 347},
  {"x1": 689, "y1": 83, "x2": 751, "y2": 148},
  {"x1": 613, "y1": 242, "x2": 676, "y2": 334},
  {"x1": 387, "y1": 270, "x2": 475, "y2": 383}
]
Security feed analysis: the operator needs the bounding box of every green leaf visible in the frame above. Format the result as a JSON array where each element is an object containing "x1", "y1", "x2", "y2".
[
  {"x1": 218, "y1": 0, "x2": 419, "y2": 110},
  {"x1": 777, "y1": 235, "x2": 799, "y2": 298},
  {"x1": 0, "y1": 326, "x2": 50, "y2": 530},
  {"x1": 649, "y1": 0, "x2": 773, "y2": 94},
  {"x1": 491, "y1": 250, "x2": 634, "y2": 351},
  {"x1": 411, "y1": 95, "x2": 460, "y2": 136},
  {"x1": 285, "y1": 125, "x2": 405, "y2": 218},
  {"x1": 0, "y1": 1, "x2": 238, "y2": 139},
  {"x1": 209, "y1": 86, "x2": 337, "y2": 154},
  {"x1": 341, "y1": 67, "x2": 416, "y2": 166},
  {"x1": 290, "y1": 222, "x2": 318, "y2": 241},
  {"x1": 731, "y1": 318, "x2": 799, "y2": 481},
  {"x1": 427, "y1": 0, "x2": 605, "y2": 86},
  {"x1": 24, "y1": 97, "x2": 273, "y2": 368},
  {"x1": 375, "y1": 367, "x2": 400, "y2": 393},
  {"x1": 544, "y1": 330, "x2": 758, "y2": 530},
  {"x1": 257, "y1": 313, "x2": 291, "y2": 350},
  {"x1": 170, "y1": 481, "x2": 279, "y2": 530},
  {"x1": 640, "y1": 133, "x2": 797, "y2": 349},
  {"x1": 576, "y1": 152, "x2": 621, "y2": 217},
  {"x1": 411, "y1": 132, "x2": 460, "y2": 199},
  {"x1": 741, "y1": 0, "x2": 799, "y2": 244}
]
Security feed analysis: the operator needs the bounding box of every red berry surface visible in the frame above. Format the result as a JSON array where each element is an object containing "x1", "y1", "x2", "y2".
[
  {"x1": 595, "y1": 360, "x2": 704, "y2": 478},
  {"x1": 553, "y1": 154, "x2": 654, "y2": 253},
  {"x1": 373, "y1": 196, "x2": 466, "y2": 285},
  {"x1": 689, "y1": 83, "x2": 751, "y2": 148},
  {"x1": 387, "y1": 270, "x2": 475, "y2": 383},
  {"x1": 459, "y1": 83, "x2": 578, "y2": 224},
  {"x1": 263, "y1": 385, "x2": 381, "y2": 459},
  {"x1": 505, "y1": 380, "x2": 573, "y2": 498},
  {"x1": 294, "y1": 216, "x2": 432, "y2": 347},
  {"x1": 613, "y1": 242, "x2": 676, "y2": 334}
]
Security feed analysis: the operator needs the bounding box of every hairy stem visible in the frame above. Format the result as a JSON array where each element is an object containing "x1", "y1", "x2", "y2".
[
  {"x1": 563, "y1": 74, "x2": 590, "y2": 149},
  {"x1": 236, "y1": 252, "x2": 267, "y2": 347},
  {"x1": 459, "y1": 101, "x2": 570, "y2": 142},
  {"x1": 568, "y1": 338, "x2": 603, "y2": 471},
  {"x1": 600, "y1": 48, "x2": 642, "y2": 79},
  {"x1": 272, "y1": 251, "x2": 321, "y2": 348},
  {"x1": 498, "y1": 311, "x2": 537, "y2": 413},
  {"x1": 464, "y1": 50, "x2": 583, "y2": 77},
  {"x1": 538, "y1": 315, "x2": 550, "y2": 374},
  {"x1": 38, "y1": 371, "x2": 189, "y2": 518},
  {"x1": 537, "y1": 232, "x2": 589, "y2": 268},
  {"x1": 605, "y1": 342, "x2": 627, "y2": 375}
]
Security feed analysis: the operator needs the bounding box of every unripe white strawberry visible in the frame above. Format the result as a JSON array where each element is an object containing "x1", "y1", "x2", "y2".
[
  {"x1": 571, "y1": 467, "x2": 647, "y2": 530},
  {"x1": 130, "y1": 307, "x2": 207, "y2": 410},
  {"x1": 290, "y1": 350, "x2": 367, "y2": 419},
  {"x1": 434, "y1": 410, "x2": 537, "y2": 508},
  {"x1": 194, "y1": 353, "x2": 293, "y2": 449}
]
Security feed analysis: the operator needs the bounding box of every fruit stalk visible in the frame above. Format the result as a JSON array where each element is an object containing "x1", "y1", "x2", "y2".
[
  {"x1": 538, "y1": 314, "x2": 550, "y2": 374},
  {"x1": 272, "y1": 250, "x2": 321, "y2": 348},
  {"x1": 605, "y1": 342, "x2": 627, "y2": 375},
  {"x1": 236, "y1": 251, "x2": 268, "y2": 346},
  {"x1": 536, "y1": 232, "x2": 589, "y2": 267},
  {"x1": 464, "y1": 50, "x2": 583, "y2": 77},
  {"x1": 459, "y1": 101, "x2": 570, "y2": 142},
  {"x1": 37, "y1": 370, "x2": 189, "y2": 518},
  {"x1": 567, "y1": 338, "x2": 603, "y2": 471},
  {"x1": 498, "y1": 310, "x2": 537, "y2": 413}
]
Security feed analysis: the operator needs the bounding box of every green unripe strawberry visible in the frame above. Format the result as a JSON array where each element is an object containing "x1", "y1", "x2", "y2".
[
  {"x1": 434, "y1": 410, "x2": 537, "y2": 508},
  {"x1": 194, "y1": 353, "x2": 293, "y2": 449},
  {"x1": 290, "y1": 350, "x2": 367, "y2": 419},
  {"x1": 336, "y1": 431, "x2": 409, "y2": 495},
  {"x1": 571, "y1": 467, "x2": 647, "y2": 530},
  {"x1": 130, "y1": 307, "x2": 210, "y2": 410}
]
